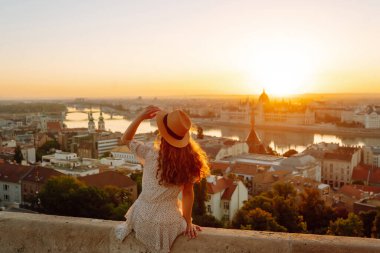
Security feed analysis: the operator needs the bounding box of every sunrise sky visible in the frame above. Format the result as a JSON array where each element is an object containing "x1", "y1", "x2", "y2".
[{"x1": 1, "y1": 0, "x2": 380, "y2": 98}]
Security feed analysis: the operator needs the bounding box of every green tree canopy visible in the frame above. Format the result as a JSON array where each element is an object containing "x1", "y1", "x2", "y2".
[
  {"x1": 197, "y1": 126, "x2": 204, "y2": 139},
  {"x1": 359, "y1": 210, "x2": 378, "y2": 238},
  {"x1": 233, "y1": 183, "x2": 305, "y2": 233},
  {"x1": 14, "y1": 145, "x2": 23, "y2": 164},
  {"x1": 193, "y1": 178, "x2": 207, "y2": 216},
  {"x1": 244, "y1": 208, "x2": 287, "y2": 232},
  {"x1": 373, "y1": 211, "x2": 380, "y2": 239},
  {"x1": 299, "y1": 188, "x2": 335, "y2": 234},
  {"x1": 38, "y1": 176, "x2": 132, "y2": 220},
  {"x1": 327, "y1": 213, "x2": 364, "y2": 237}
]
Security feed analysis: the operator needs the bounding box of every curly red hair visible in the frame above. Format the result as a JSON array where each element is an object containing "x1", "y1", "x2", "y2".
[{"x1": 156, "y1": 136, "x2": 209, "y2": 186}]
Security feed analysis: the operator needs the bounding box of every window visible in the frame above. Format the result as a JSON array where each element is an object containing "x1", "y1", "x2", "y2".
[
  {"x1": 4, "y1": 194, "x2": 9, "y2": 201},
  {"x1": 207, "y1": 205, "x2": 212, "y2": 213},
  {"x1": 3, "y1": 184, "x2": 9, "y2": 191},
  {"x1": 224, "y1": 202, "x2": 229, "y2": 210},
  {"x1": 223, "y1": 214, "x2": 229, "y2": 220}
]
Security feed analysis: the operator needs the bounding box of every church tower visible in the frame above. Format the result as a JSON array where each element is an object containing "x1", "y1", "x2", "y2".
[
  {"x1": 246, "y1": 103, "x2": 267, "y2": 154},
  {"x1": 98, "y1": 110, "x2": 105, "y2": 131},
  {"x1": 88, "y1": 111, "x2": 96, "y2": 133}
]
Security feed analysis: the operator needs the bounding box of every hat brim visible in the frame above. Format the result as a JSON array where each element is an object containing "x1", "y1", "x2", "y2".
[{"x1": 156, "y1": 111, "x2": 190, "y2": 148}]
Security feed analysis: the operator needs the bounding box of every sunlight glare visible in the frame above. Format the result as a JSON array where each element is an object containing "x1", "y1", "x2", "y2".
[{"x1": 247, "y1": 40, "x2": 318, "y2": 96}]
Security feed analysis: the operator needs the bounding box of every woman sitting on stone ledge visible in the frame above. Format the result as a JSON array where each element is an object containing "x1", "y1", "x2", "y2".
[{"x1": 115, "y1": 105, "x2": 210, "y2": 252}]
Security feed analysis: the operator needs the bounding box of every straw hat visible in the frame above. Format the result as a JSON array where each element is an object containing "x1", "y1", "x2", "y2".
[{"x1": 156, "y1": 110, "x2": 191, "y2": 148}]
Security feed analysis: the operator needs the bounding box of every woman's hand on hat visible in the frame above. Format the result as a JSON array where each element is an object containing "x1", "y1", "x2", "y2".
[{"x1": 138, "y1": 105, "x2": 161, "y2": 120}]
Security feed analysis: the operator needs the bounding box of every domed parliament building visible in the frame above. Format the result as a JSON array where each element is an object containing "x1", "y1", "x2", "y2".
[
  {"x1": 254, "y1": 90, "x2": 315, "y2": 126},
  {"x1": 219, "y1": 90, "x2": 315, "y2": 126}
]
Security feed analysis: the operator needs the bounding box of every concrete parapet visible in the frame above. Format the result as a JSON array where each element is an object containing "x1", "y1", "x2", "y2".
[{"x1": 0, "y1": 212, "x2": 379, "y2": 253}]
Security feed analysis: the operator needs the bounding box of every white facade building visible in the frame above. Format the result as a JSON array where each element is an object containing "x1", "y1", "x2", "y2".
[
  {"x1": 279, "y1": 154, "x2": 322, "y2": 182},
  {"x1": 362, "y1": 146, "x2": 380, "y2": 168},
  {"x1": 42, "y1": 151, "x2": 99, "y2": 176},
  {"x1": 100, "y1": 157, "x2": 125, "y2": 167},
  {"x1": 0, "y1": 181, "x2": 22, "y2": 205},
  {"x1": 111, "y1": 146, "x2": 141, "y2": 164},
  {"x1": 365, "y1": 111, "x2": 380, "y2": 129},
  {"x1": 0, "y1": 164, "x2": 31, "y2": 206},
  {"x1": 322, "y1": 147, "x2": 361, "y2": 189},
  {"x1": 21, "y1": 146, "x2": 36, "y2": 164},
  {"x1": 97, "y1": 138, "x2": 119, "y2": 157},
  {"x1": 205, "y1": 175, "x2": 248, "y2": 222}
]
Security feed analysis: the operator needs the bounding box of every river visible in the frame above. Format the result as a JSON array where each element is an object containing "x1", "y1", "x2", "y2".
[{"x1": 64, "y1": 107, "x2": 380, "y2": 154}]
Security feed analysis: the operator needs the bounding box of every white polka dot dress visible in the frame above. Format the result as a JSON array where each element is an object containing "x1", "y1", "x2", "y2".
[{"x1": 114, "y1": 140, "x2": 187, "y2": 252}]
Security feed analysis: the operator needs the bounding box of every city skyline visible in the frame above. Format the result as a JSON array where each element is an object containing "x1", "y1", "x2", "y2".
[{"x1": 1, "y1": 0, "x2": 380, "y2": 98}]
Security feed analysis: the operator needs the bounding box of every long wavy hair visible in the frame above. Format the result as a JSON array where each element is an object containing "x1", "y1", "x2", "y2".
[{"x1": 155, "y1": 136, "x2": 209, "y2": 186}]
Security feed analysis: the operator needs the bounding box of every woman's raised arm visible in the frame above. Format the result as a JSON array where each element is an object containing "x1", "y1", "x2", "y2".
[{"x1": 121, "y1": 105, "x2": 160, "y2": 147}]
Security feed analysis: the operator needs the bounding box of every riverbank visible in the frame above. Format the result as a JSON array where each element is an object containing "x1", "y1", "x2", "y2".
[{"x1": 193, "y1": 119, "x2": 380, "y2": 137}]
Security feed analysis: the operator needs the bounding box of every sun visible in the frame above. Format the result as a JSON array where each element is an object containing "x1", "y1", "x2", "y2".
[{"x1": 245, "y1": 40, "x2": 318, "y2": 96}]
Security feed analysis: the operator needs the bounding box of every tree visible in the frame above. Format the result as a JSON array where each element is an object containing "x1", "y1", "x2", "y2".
[
  {"x1": 197, "y1": 126, "x2": 204, "y2": 139},
  {"x1": 272, "y1": 195, "x2": 306, "y2": 233},
  {"x1": 235, "y1": 183, "x2": 305, "y2": 233},
  {"x1": 101, "y1": 151, "x2": 111, "y2": 158},
  {"x1": 193, "y1": 214, "x2": 223, "y2": 228},
  {"x1": 191, "y1": 178, "x2": 223, "y2": 227},
  {"x1": 283, "y1": 149, "x2": 298, "y2": 157},
  {"x1": 299, "y1": 188, "x2": 335, "y2": 234},
  {"x1": 359, "y1": 210, "x2": 377, "y2": 238},
  {"x1": 14, "y1": 145, "x2": 23, "y2": 164},
  {"x1": 36, "y1": 140, "x2": 60, "y2": 161},
  {"x1": 334, "y1": 206, "x2": 349, "y2": 219},
  {"x1": 192, "y1": 178, "x2": 207, "y2": 216},
  {"x1": 242, "y1": 195, "x2": 273, "y2": 214},
  {"x1": 38, "y1": 176, "x2": 133, "y2": 220},
  {"x1": 327, "y1": 213, "x2": 364, "y2": 237},
  {"x1": 272, "y1": 182, "x2": 297, "y2": 200},
  {"x1": 373, "y1": 211, "x2": 380, "y2": 238},
  {"x1": 245, "y1": 208, "x2": 287, "y2": 232},
  {"x1": 130, "y1": 171, "x2": 143, "y2": 195}
]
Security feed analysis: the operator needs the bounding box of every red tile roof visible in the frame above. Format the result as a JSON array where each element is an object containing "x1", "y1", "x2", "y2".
[
  {"x1": 47, "y1": 121, "x2": 62, "y2": 132},
  {"x1": 79, "y1": 171, "x2": 136, "y2": 189},
  {"x1": 352, "y1": 164, "x2": 380, "y2": 184},
  {"x1": 323, "y1": 147, "x2": 359, "y2": 162},
  {"x1": 0, "y1": 147, "x2": 15, "y2": 154},
  {"x1": 22, "y1": 166, "x2": 63, "y2": 184},
  {"x1": 252, "y1": 170, "x2": 291, "y2": 184},
  {"x1": 61, "y1": 128, "x2": 88, "y2": 133},
  {"x1": 352, "y1": 184, "x2": 380, "y2": 194},
  {"x1": 232, "y1": 164, "x2": 266, "y2": 176},
  {"x1": 206, "y1": 177, "x2": 234, "y2": 194},
  {"x1": 209, "y1": 162, "x2": 229, "y2": 172},
  {"x1": 339, "y1": 185, "x2": 363, "y2": 199},
  {"x1": 221, "y1": 184, "x2": 237, "y2": 200},
  {"x1": 0, "y1": 164, "x2": 32, "y2": 183}
]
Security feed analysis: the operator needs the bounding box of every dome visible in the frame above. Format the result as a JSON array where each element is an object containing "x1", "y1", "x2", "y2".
[{"x1": 258, "y1": 90, "x2": 270, "y2": 105}]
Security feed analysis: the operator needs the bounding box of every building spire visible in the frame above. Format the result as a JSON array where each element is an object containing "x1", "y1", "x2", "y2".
[{"x1": 98, "y1": 109, "x2": 105, "y2": 131}]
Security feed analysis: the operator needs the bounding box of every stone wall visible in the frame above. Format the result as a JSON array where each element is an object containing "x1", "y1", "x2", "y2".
[{"x1": 0, "y1": 212, "x2": 379, "y2": 253}]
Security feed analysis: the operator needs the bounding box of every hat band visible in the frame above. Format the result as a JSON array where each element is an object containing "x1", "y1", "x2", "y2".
[{"x1": 163, "y1": 114, "x2": 185, "y2": 140}]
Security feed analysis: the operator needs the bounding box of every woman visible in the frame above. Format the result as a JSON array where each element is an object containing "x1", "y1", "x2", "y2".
[{"x1": 115, "y1": 105, "x2": 210, "y2": 252}]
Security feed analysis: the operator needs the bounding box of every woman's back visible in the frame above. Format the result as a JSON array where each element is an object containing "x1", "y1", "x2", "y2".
[{"x1": 116, "y1": 140, "x2": 186, "y2": 252}]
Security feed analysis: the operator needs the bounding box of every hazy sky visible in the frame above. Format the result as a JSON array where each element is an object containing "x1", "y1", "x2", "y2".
[{"x1": 1, "y1": 0, "x2": 380, "y2": 98}]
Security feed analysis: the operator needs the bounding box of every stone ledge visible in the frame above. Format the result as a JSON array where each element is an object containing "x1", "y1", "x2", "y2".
[{"x1": 0, "y1": 212, "x2": 379, "y2": 253}]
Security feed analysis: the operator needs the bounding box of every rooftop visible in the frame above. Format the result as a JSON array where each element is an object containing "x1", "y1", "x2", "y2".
[
  {"x1": 0, "y1": 163, "x2": 31, "y2": 183},
  {"x1": 79, "y1": 171, "x2": 136, "y2": 189}
]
